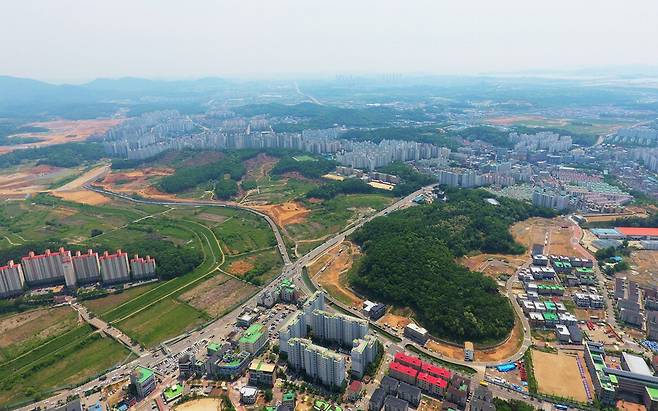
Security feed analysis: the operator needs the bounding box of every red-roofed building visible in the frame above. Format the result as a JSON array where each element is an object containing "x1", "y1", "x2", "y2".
[
  {"x1": 99, "y1": 250, "x2": 130, "y2": 284},
  {"x1": 130, "y1": 255, "x2": 157, "y2": 280},
  {"x1": 347, "y1": 380, "x2": 364, "y2": 401},
  {"x1": 416, "y1": 372, "x2": 448, "y2": 396},
  {"x1": 394, "y1": 352, "x2": 423, "y2": 370},
  {"x1": 0, "y1": 260, "x2": 25, "y2": 298},
  {"x1": 421, "y1": 362, "x2": 452, "y2": 381},
  {"x1": 615, "y1": 227, "x2": 658, "y2": 239},
  {"x1": 389, "y1": 361, "x2": 418, "y2": 385}
]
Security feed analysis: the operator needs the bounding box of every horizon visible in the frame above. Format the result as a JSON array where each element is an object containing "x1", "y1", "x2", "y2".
[{"x1": 3, "y1": 0, "x2": 658, "y2": 83}]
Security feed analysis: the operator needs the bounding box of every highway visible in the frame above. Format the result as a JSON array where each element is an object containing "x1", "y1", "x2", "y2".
[{"x1": 19, "y1": 185, "x2": 431, "y2": 411}]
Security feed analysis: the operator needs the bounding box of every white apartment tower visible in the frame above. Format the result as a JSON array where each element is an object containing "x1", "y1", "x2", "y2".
[
  {"x1": 287, "y1": 338, "x2": 346, "y2": 387},
  {"x1": 99, "y1": 250, "x2": 131, "y2": 284},
  {"x1": 130, "y1": 255, "x2": 157, "y2": 280},
  {"x1": 350, "y1": 335, "x2": 379, "y2": 378},
  {"x1": 21, "y1": 248, "x2": 76, "y2": 287},
  {"x1": 0, "y1": 260, "x2": 25, "y2": 297},
  {"x1": 71, "y1": 250, "x2": 101, "y2": 284},
  {"x1": 310, "y1": 309, "x2": 369, "y2": 346}
]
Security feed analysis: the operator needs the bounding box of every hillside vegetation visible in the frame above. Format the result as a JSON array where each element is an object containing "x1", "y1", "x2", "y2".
[{"x1": 349, "y1": 189, "x2": 556, "y2": 343}]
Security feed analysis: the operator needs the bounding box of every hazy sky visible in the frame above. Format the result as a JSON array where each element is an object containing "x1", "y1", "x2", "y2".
[{"x1": 2, "y1": 0, "x2": 658, "y2": 83}]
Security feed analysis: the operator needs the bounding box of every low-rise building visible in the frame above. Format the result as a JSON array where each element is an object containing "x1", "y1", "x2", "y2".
[
  {"x1": 397, "y1": 382, "x2": 421, "y2": 407},
  {"x1": 248, "y1": 359, "x2": 276, "y2": 387},
  {"x1": 363, "y1": 300, "x2": 387, "y2": 320},
  {"x1": 240, "y1": 386, "x2": 258, "y2": 404},
  {"x1": 369, "y1": 388, "x2": 386, "y2": 411},
  {"x1": 389, "y1": 362, "x2": 417, "y2": 385},
  {"x1": 403, "y1": 323, "x2": 428, "y2": 344},
  {"x1": 464, "y1": 341, "x2": 474, "y2": 362},
  {"x1": 383, "y1": 395, "x2": 408, "y2": 411},
  {"x1": 239, "y1": 323, "x2": 268, "y2": 354}
]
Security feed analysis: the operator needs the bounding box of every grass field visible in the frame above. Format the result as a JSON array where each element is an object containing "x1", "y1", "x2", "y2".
[
  {"x1": 287, "y1": 194, "x2": 393, "y2": 241},
  {"x1": 210, "y1": 210, "x2": 277, "y2": 255},
  {"x1": 0, "y1": 307, "x2": 78, "y2": 363},
  {"x1": 82, "y1": 283, "x2": 159, "y2": 315},
  {"x1": 115, "y1": 298, "x2": 208, "y2": 347},
  {"x1": 243, "y1": 177, "x2": 317, "y2": 205},
  {"x1": 223, "y1": 248, "x2": 283, "y2": 284}
]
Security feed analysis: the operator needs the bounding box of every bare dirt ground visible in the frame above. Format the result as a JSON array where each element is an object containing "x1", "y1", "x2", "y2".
[
  {"x1": 627, "y1": 250, "x2": 658, "y2": 288},
  {"x1": 532, "y1": 349, "x2": 592, "y2": 402},
  {"x1": 196, "y1": 213, "x2": 230, "y2": 223},
  {"x1": 243, "y1": 153, "x2": 278, "y2": 181},
  {"x1": 227, "y1": 259, "x2": 255, "y2": 276},
  {"x1": 311, "y1": 241, "x2": 363, "y2": 308},
  {"x1": 511, "y1": 217, "x2": 588, "y2": 257},
  {"x1": 458, "y1": 253, "x2": 526, "y2": 279},
  {"x1": 174, "y1": 398, "x2": 222, "y2": 411},
  {"x1": 53, "y1": 164, "x2": 110, "y2": 192},
  {"x1": 250, "y1": 202, "x2": 310, "y2": 227},
  {"x1": 99, "y1": 167, "x2": 174, "y2": 195},
  {"x1": 0, "y1": 164, "x2": 72, "y2": 197},
  {"x1": 486, "y1": 116, "x2": 568, "y2": 126},
  {"x1": 380, "y1": 313, "x2": 412, "y2": 330},
  {"x1": 180, "y1": 275, "x2": 257, "y2": 317},
  {"x1": 53, "y1": 189, "x2": 110, "y2": 205},
  {"x1": 0, "y1": 118, "x2": 122, "y2": 153}
]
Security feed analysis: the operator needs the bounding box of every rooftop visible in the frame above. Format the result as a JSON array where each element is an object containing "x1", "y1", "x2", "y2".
[
  {"x1": 616, "y1": 227, "x2": 658, "y2": 237},
  {"x1": 132, "y1": 366, "x2": 154, "y2": 384},
  {"x1": 249, "y1": 359, "x2": 276, "y2": 373},
  {"x1": 240, "y1": 323, "x2": 265, "y2": 344}
]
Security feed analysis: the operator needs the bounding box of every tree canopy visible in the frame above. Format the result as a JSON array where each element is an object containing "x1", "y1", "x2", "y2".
[{"x1": 349, "y1": 188, "x2": 556, "y2": 343}]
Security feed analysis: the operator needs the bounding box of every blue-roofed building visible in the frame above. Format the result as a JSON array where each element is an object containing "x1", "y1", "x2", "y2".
[{"x1": 87, "y1": 402, "x2": 104, "y2": 411}]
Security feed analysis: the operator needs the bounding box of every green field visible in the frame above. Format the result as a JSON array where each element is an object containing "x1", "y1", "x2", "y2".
[
  {"x1": 287, "y1": 194, "x2": 393, "y2": 241},
  {"x1": 292, "y1": 155, "x2": 318, "y2": 162},
  {"x1": 223, "y1": 248, "x2": 283, "y2": 284},
  {"x1": 82, "y1": 283, "x2": 159, "y2": 315},
  {"x1": 115, "y1": 298, "x2": 208, "y2": 347},
  {"x1": 244, "y1": 177, "x2": 318, "y2": 204},
  {"x1": 0, "y1": 324, "x2": 131, "y2": 406},
  {"x1": 208, "y1": 210, "x2": 277, "y2": 255}
]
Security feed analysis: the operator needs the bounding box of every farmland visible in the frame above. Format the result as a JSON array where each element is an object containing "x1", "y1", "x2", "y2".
[{"x1": 180, "y1": 276, "x2": 258, "y2": 317}]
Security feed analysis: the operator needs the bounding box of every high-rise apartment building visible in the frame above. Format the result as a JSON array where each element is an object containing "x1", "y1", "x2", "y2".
[
  {"x1": 351, "y1": 335, "x2": 379, "y2": 378},
  {"x1": 311, "y1": 309, "x2": 369, "y2": 347},
  {"x1": 99, "y1": 250, "x2": 130, "y2": 284},
  {"x1": 287, "y1": 338, "x2": 346, "y2": 388},
  {"x1": 21, "y1": 248, "x2": 75, "y2": 287},
  {"x1": 71, "y1": 249, "x2": 101, "y2": 284},
  {"x1": 130, "y1": 255, "x2": 157, "y2": 280},
  {"x1": 0, "y1": 260, "x2": 25, "y2": 297}
]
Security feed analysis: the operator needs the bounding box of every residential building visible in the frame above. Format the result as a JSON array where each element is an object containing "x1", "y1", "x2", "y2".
[
  {"x1": 351, "y1": 335, "x2": 379, "y2": 378},
  {"x1": 21, "y1": 248, "x2": 74, "y2": 286},
  {"x1": 99, "y1": 250, "x2": 130, "y2": 284},
  {"x1": 470, "y1": 386, "x2": 495, "y2": 411},
  {"x1": 130, "y1": 366, "x2": 156, "y2": 398},
  {"x1": 369, "y1": 388, "x2": 386, "y2": 411},
  {"x1": 287, "y1": 338, "x2": 346, "y2": 388},
  {"x1": 0, "y1": 260, "x2": 25, "y2": 298},
  {"x1": 130, "y1": 255, "x2": 156, "y2": 280},
  {"x1": 279, "y1": 311, "x2": 306, "y2": 354},
  {"x1": 380, "y1": 375, "x2": 399, "y2": 395},
  {"x1": 464, "y1": 341, "x2": 474, "y2": 362},
  {"x1": 239, "y1": 323, "x2": 268, "y2": 354},
  {"x1": 71, "y1": 250, "x2": 101, "y2": 284},
  {"x1": 248, "y1": 359, "x2": 276, "y2": 387},
  {"x1": 282, "y1": 391, "x2": 296, "y2": 409},
  {"x1": 240, "y1": 386, "x2": 258, "y2": 404},
  {"x1": 383, "y1": 395, "x2": 408, "y2": 411},
  {"x1": 416, "y1": 372, "x2": 448, "y2": 397},
  {"x1": 397, "y1": 382, "x2": 421, "y2": 407},
  {"x1": 388, "y1": 362, "x2": 417, "y2": 385},
  {"x1": 648, "y1": 311, "x2": 658, "y2": 340},
  {"x1": 311, "y1": 309, "x2": 368, "y2": 347}
]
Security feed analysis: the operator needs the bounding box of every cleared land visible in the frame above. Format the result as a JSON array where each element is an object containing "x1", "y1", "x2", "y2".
[
  {"x1": 510, "y1": 217, "x2": 588, "y2": 258},
  {"x1": 53, "y1": 189, "x2": 110, "y2": 205},
  {"x1": 99, "y1": 167, "x2": 174, "y2": 196},
  {"x1": 532, "y1": 349, "x2": 592, "y2": 402},
  {"x1": 251, "y1": 202, "x2": 310, "y2": 226},
  {"x1": 174, "y1": 398, "x2": 222, "y2": 411},
  {"x1": 311, "y1": 241, "x2": 363, "y2": 307},
  {"x1": 0, "y1": 118, "x2": 122, "y2": 153},
  {"x1": 0, "y1": 164, "x2": 77, "y2": 198},
  {"x1": 627, "y1": 250, "x2": 658, "y2": 288},
  {"x1": 180, "y1": 276, "x2": 258, "y2": 317}
]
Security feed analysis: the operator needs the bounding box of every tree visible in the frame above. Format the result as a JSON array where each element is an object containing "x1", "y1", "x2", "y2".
[
  {"x1": 264, "y1": 388, "x2": 273, "y2": 402},
  {"x1": 90, "y1": 228, "x2": 103, "y2": 237}
]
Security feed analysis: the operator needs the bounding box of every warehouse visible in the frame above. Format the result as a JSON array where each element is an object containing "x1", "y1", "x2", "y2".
[{"x1": 616, "y1": 227, "x2": 658, "y2": 240}]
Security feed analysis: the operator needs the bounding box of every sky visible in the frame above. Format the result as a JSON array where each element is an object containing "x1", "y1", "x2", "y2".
[{"x1": 1, "y1": 0, "x2": 658, "y2": 83}]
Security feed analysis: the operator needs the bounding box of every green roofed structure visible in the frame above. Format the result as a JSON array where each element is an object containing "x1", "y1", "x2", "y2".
[
  {"x1": 239, "y1": 323, "x2": 268, "y2": 354},
  {"x1": 163, "y1": 383, "x2": 184, "y2": 403},
  {"x1": 208, "y1": 342, "x2": 222, "y2": 355},
  {"x1": 130, "y1": 366, "x2": 156, "y2": 398}
]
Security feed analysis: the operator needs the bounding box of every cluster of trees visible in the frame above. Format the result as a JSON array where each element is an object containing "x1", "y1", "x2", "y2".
[
  {"x1": 270, "y1": 156, "x2": 337, "y2": 179},
  {"x1": 492, "y1": 399, "x2": 535, "y2": 411},
  {"x1": 118, "y1": 237, "x2": 204, "y2": 280},
  {"x1": 306, "y1": 178, "x2": 376, "y2": 200},
  {"x1": 158, "y1": 155, "x2": 246, "y2": 193},
  {"x1": 377, "y1": 162, "x2": 436, "y2": 196},
  {"x1": 0, "y1": 142, "x2": 106, "y2": 169},
  {"x1": 349, "y1": 189, "x2": 556, "y2": 342},
  {"x1": 214, "y1": 179, "x2": 239, "y2": 200}
]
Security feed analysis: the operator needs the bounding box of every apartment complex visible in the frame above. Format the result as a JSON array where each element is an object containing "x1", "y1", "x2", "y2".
[
  {"x1": 0, "y1": 260, "x2": 25, "y2": 298},
  {"x1": 351, "y1": 335, "x2": 379, "y2": 378},
  {"x1": 1, "y1": 247, "x2": 157, "y2": 298},
  {"x1": 286, "y1": 338, "x2": 346, "y2": 388},
  {"x1": 310, "y1": 309, "x2": 369, "y2": 347}
]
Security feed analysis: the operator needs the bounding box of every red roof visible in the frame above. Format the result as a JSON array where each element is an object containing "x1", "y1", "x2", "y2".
[
  {"x1": 394, "y1": 352, "x2": 422, "y2": 369},
  {"x1": 421, "y1": 362, "x2": 452, "y2": 380},
  {"x1": 417, "y1": 372, "x2": 448, "y2": 388},
  {"x1": 389, "y1": 361, "x2": 418, "y2": 378},
  {"x1": 615, "y1": 227, "x2": 658, "y2": 237}
]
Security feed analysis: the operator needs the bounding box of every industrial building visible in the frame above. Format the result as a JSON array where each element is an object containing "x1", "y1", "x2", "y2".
[
  {"x1": 286, "y1": 338, "x2": 346, "y2": 388},
  {"x1": 0, "y1": 260, "x2": 25, "y2": 298},
  {"x1": 99, "y1": 250, "x2": 131, "y2": 284},
  {"x1": 351, "y1": 335, "x2": 379, "y2": 378},
  {"x1": 130, "y1": 366, "x2": 156, "y2": 398}
]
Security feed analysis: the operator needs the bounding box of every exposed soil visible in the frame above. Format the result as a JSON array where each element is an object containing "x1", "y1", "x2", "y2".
[
  {"x1": 227, "y1": 258, "x2": 256, "y2": 276},
  {"x1": 54, "y1": 190, "x2": 110, "y2": 205},
  {"x1": 0, "y1": 306, "x2": 77, "y2": 349},
  {"x1": 250, "y1": 202, "x2": 310, "y2": 227},
  {"x1": 627, "y1": 250, "x2": 658, "y2": 288},
  {"x1": 312, "y1": 241, "x2": 363, "y2": 307},
  {"x1": 0, "y1": 118, "x2": 122, "y2": 153},
  {"x1": 243, "y1": 153, "x2": 278, "y2": 181},
  {"x1": 532, "y1": 349, "x2": 592, "y2": 402}
]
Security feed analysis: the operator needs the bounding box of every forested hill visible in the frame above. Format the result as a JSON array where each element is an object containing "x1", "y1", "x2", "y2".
[{"x1": 349, "y1": 189, "x2": 556, "y2": 343}]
